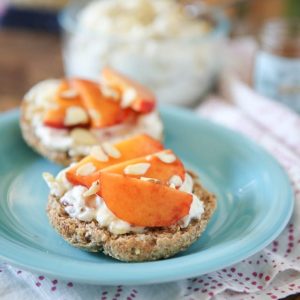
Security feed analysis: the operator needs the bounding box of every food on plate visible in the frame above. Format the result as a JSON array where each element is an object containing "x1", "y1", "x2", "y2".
[
  {"x1": 44, "y1": 135, "x2": 216, "y2": 261},
  {"x1": 20, "y1": 68, "x2": 163, "y2": 165}
]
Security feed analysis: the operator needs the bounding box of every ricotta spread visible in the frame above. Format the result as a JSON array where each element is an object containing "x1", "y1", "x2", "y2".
[{"x1": 45, "y1": 171, "x2": 204, "y2": 235}]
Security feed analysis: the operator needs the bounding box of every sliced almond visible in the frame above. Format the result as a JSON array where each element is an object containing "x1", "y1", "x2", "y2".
[
  {"x1": 76, "y1": 162, "x2": 96, "y2": 176},
  {"x1": 124, "y1": 163, "x2": 151, "y2": 176},
  {"x1": 42, "y1": 172, "x2": 55, "y2": 186},
  {"x1": 169, "y1": 183, "x2": 176, "y2": 189},
  {"x1": 156, "y1": 152, "x2": 176, "y2": 164},
  {"x1": 70, "y1": 128, "x2": 98, "y2": 145},
  {"x1": 168, "y1": 175, "x2": 183, "y2": 187},
  {"x1": 90, "y1": 145, "x2": 109, "y2": 162},
  {"x1": 121, "y1": 88, "x2": 137, "y2": 108},
  {"x1": 101, "y1": 85, "x2": 120, "y2": 100},
  {"x1": 64, "y1": 106, "x2": 89, "y2": 126},
  {"x1": 88, "y1": 109, "x2": 101, "y2": 121},
  {"x1": 102, "y1": 142, "x2": 121, "y2": 159},
  {"x1": 140, "y1": 177, "x2": 161, "y2": 184},
  {"x1": 83, "y1": 180, "x2": 100, "y2": 197},
  {"x1": 60, "y1": 89, "x2": 78, "y2": 99}
]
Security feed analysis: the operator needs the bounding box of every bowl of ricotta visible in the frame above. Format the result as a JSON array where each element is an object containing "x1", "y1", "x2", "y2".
[{"x1": 59, "y1": 0, "x2": 229, "y2": 106}]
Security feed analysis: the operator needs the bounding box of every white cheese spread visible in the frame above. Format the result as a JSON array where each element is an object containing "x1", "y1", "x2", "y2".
[{"x1": 45, "y1": 170, "x2": 204, "y2": 235}]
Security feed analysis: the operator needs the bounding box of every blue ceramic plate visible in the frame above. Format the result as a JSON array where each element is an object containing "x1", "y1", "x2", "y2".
[{"x1": 0, "y1": 107, "x2": 293, "y2": 285}]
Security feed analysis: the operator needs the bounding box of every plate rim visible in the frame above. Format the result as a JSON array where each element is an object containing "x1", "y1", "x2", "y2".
[{"x1": 0, "y1": 107, "x2": 294, "y2": 285}]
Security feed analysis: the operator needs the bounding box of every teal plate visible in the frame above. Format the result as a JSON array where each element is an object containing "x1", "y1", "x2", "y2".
[{"x1": 0, "y1": 107, "x2": 293, "y2": 285}]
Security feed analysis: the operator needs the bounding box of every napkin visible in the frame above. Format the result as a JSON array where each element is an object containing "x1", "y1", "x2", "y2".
[{"x1": 1, "y1": 39, "x2": 300, "y2": 300}]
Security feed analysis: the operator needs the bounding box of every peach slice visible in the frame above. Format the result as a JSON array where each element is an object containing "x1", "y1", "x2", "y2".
[
  {"x1": 71, "y1": 79, "x2": 132, "y2": 129},
  {"x1": 66, "y1": 134, "x2": 164, "y2": 186},
  {"x1": 43, "y1": 80, "x2": 87, "y2": 128},
  {"x1": 102, "y1": 67, "x2": 156, "y2": 113},
  {"x1": 101, "y1": 150, "x2": 185, "y2": 185},
  {"x1": 98, "y1": 172, "x2": 192, "y2": 227},
  {"x1": 43, "y1": 108, "x2": 68, "y2": 129}
]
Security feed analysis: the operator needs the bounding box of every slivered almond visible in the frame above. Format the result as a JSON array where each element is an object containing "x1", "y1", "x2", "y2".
[
  {"x1": 64, "y1": 106, "x2": 89, "y2": 126},
  {"x1": 140, "y1": 177, "x2": 161, "y2": 184},
  {"x1": 101, "y1": 85, "x2": 120, "y2": 100},
  {"x1": 83, "y1": 180, "x2": 100, "y2": 197},
  {"x1": 60, "y1": 89, "x2": 78, "y2": 99},
  {"x1": 121, "y1": 88, "x2": 137, "y2": 108},
  {"x1": 124, "y1": 163, "x2": 151, "y2": 175},
  {"x1": 88, "y1": 109, "x2": 101, "y2": 121},
  {"x1": 76, "y1": 162, "x2": 96, "y2": 176},
  {"x1": 42, "y1": 172, "x2": 55, "y2": 185},
  {"x1": 169, "y1": 183, "x2": 176, "y2": 189},
  {"x1": 168, "y1": 175, "x2": 183, "y2": 187},
  {"x1": 70, "y1": 128, "x2": 98, "y2": 145},
  {"x1": 156, "y1": 152, "x2": 176, "y2": 164},
  {"x1": 102, "y1": 142, "x2": 121, "y2": 159},
  {"x1": 90, "y1": 145, "x2": 109, "y2": 162}
]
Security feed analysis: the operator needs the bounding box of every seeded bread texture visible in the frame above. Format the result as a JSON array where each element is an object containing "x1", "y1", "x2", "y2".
[{"x1": 46, "y1": 173, "x2": 216, "y2": 262}]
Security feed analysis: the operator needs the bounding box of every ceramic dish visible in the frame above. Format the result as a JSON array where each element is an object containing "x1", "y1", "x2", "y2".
[{"x1": 0, "y1": 106, "x2": 293, "y2": 285}]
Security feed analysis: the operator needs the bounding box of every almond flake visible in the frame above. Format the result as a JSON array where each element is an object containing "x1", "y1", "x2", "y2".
[
  {"x1": 101, "y1": 85, "x2": 120, "y2": 100},
  {"x1": 70, "y1": 128, "x2": 98, "y2": 145},
  {"x1": 76, "y1": 162, "x2": 96, "y2": 176},
  {"x1": 42, "y1": 172, "x2": 55, "y2": 185},
  {"x1": 102, "y1": 142, "x2": 121, "y2": 159},
  {"x1": 88, "y1": 109, "x2": 101, "y2": 121},
  {"x1": 64, "y1": 106, "x2": 89, "y2": 126},
  {"x1": 121, "y1": 88, "x2": 137, "y2": 108},
  {"x1": 169, "y1": 183, "x2": 176, "y2": 189},
  {"x1": 168, "y1": 175, "x2": 183, "y2": 187},
  {"x1": 60, "y1": 89, "x2": 78, "y2": 99},
  {"x1": 156, "y1": 152, "x2": 176, "y2": 164},
  {"x1": 124, "y1": 163, "x2": 151, "y2": 175},
  {"x1": 90, "y1": 146, "x2": 109, "y2": 162},
  {"x1": 140, "y1": 177, "x2": 161, "y2": 184},
  {"x1": 83, "y1": 180, "x2": 100, "y2": 197}
]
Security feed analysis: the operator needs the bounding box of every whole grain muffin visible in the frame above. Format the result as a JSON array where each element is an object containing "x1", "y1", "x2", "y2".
[{"x1": 46, "y1": 172, "x2": 216, "y2": 262}]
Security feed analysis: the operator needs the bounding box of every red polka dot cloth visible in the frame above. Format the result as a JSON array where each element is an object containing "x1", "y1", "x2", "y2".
[{"x1": 0, "y1": 39, "x2": 299, "y2": 300}]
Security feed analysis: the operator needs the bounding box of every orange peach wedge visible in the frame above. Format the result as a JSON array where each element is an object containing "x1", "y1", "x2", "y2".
[
  {"x1": 101, "y1": 150, "x2": 185, "y2": 186},
  {"x1": 66, "y1": 134, "x2": 164, "y2": 186},
  {"x1": 98, "y1": 172, "x2": 192, "y2": 227},
  {"x1": 102, "y1": 67, "x2": 156, "y2": 113},
  {"x1": 71, "y1": 79, "x2": 131, "y2": 129}
]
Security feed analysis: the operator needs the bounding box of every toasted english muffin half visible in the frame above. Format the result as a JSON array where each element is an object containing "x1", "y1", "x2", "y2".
[
  {"x1": 46, "y1": 172, "x2": 216, "y2": 262},
  {"x1": 20, "y1": 80, "x2": 163, "y2": 166}
]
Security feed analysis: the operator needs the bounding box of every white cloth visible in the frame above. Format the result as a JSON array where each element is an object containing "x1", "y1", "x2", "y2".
[{"x1": 1, "y1": 39, "x2": 300, "y2": 300}]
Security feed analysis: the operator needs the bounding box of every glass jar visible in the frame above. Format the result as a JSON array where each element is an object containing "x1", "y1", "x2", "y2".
[
  {"x1": 59, "y1": 0, "x2": 229, "y2": 107},
  {"x1": 254, "y1": 19, "x2": 300, "y2": 112}
]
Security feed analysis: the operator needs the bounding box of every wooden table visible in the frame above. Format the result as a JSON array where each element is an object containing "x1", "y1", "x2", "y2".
[{"x1": 0, "y1": 28, "x2": 299, "y2": 300}]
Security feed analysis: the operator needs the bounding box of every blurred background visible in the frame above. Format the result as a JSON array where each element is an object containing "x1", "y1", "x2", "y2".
[{"x1": 0, "y1": 0, "x2": 299, "y2": 111}]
